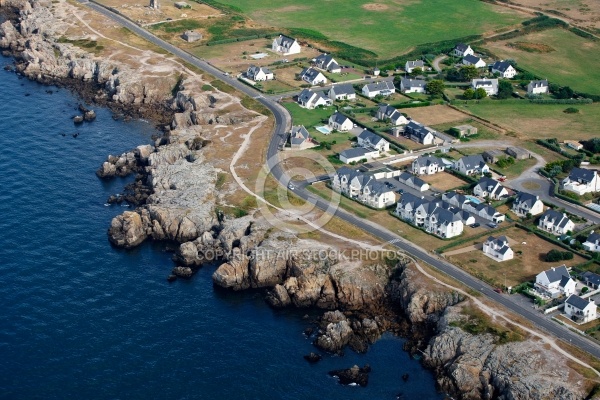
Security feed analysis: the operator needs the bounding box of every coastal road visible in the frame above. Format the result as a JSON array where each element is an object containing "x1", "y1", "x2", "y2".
[{"x1": 77, "y1": 0, "x2": 600, "y2": 360}]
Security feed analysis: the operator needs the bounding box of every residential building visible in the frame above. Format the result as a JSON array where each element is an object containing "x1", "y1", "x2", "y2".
[
  {"x1": 297, "y1": 89, "x2": 331, "y2": 109},
  {"x1": 583, "y1": 232, "x2": 600, "y2": 252},
  {"x1": 482, "y1": 235, "x2": 514, "y2": 262},
  {"x1": 565, "y1": 295, "x2": 597, "y2": 323},
  {"x1": 395, "y1": 194, "x2": 464, "y2": 238},
  {"x1": 331, "y1": 167, "x2": 395, "y2": 208},
  {"x1": 527, "y1": 80, "x2": 549, "y2": 95},
  {"x1": 565, "y1": 140, "x2": 583, "y2": 151},
  {"x1": 299, "y1": 67, "x2": 327, "y2": 85},
  {"x1": 582, "y1": 271, "x2": 600, "y2": 289},
  {"x1": 328, "y1": 84, "x2": 356, "y2": 101},
  {"x1": 512, "y1": 192, "x2": 544, "y2": 217},
  {"x1": 473, "y1": 177, "x2": 508, "y2": 200},
  {"x1": 357, "y1": 130, "x2": 390, "y2": 152},
  {"x1": 313, "y1": 53, "x2": 341, "y2": 73},
  {"x1": 272, "y1": 34, "x2": 301, "y2": 55},
  {"x1": 398, "y1": 172, "x2": 430, "y2": 192},
  {"x1": 442, "y1": 191, "x2": 505, "y2": 223},
  {"x1": 412, "y1": 156, "x2": 444, "y2": 175},
  {"x1": 328, "y1": 112, "x2": 353, "y2": 132},
  {"x1": 454, "y1": 155, "x2": 490, "y2": 176},
  {"x1": 246, "y1": 65, "x2": 274, "y2": 81},
  {"x1": 400, "y1": 78, "x2": 426, "y2": 93},
  {"x1": 562, "y1": 168, "x2": 600, "y2": 195},
  {"x1": 506, "y1": 146, "x2": 530, "y2": 160},
  {"x1": 404, "y1": 120, "x2": 435, "y2": 145},
  {"x1": 482, "y1": 149, "x2": 506, "y2": 164},
  {"x1": 289, "y1": 125, "x2": 312, "y2": 149},
  {"x1": 181, "y1": 30, "x2": 202, "y2": 42},
  {"x1": 491, "y1": 61, "x2": 517, "y2": 78},
  {"x1": 538, "y1": 209, "x2": 574, "y2": 235},
  {"x1": 338, "y1": 147, "x2": 379, "y2": 164},
  {"x1": 452, "y1": 124, "x2": 478, "y2": 138},
  {"x1": 462, "y1": 54, "x2": 486, "y2": 68},
  {"x1": 452, "y1": 43, "x2": 474, "y2": 57},
  {"x1": 405, "y1": 60, "x2": 425, "y2": 73},
  {"x1": 472, "y1": 79, "x2": 498, "y2": 96},
  {"x1": 535, "y1": 265, "x2": 576, "y2": 298},
  {"x1": 362, "y1": 81, "x2": 396, "y2": 98},
  {"x1": 376, "y1": 104, "x2": 408, "y2": 126}
]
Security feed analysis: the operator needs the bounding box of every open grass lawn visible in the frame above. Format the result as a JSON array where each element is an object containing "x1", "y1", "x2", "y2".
[
  {"x1": 420, "y1": 171, "x2": 470, "y2": 192},
  {"x1": 446, "y1": 226, "x2": 587, "y2": 287},
  {"x1": 455, "y1": 102, "x2": 600, "y2": 141},
  {"x1": 483, "y1": 28, "x2": 600, "y2": 94},
  {"x1": 493, "y1": 157, "x2": 538, "y2": 179},
  {"x1": 283, "y1": 102, "x2": 334, "y2": 128},
  {"x1": 430, "y1": 119, "x2": 502, "y2": 141},
  {"x1": 215, "y1": 0, "x2": 525, "y2": 59}
]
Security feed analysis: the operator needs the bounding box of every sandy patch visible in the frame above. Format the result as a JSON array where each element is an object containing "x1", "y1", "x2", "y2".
[
  {"x1": 362, "y1": 3, "x2": 390, "y2": 11},
  {"x1": 398, "y1": 105, "x2": 466, "y2": 126}
]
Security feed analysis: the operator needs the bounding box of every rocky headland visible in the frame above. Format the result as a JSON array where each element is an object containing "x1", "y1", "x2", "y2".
[{"x1": 1, "y1": 1, "x2": 595, "y2": 399}]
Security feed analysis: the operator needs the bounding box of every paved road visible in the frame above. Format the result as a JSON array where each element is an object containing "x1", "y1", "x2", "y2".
[{"x1": 78, "y1": 0, "x2": 600, "y2": 360}]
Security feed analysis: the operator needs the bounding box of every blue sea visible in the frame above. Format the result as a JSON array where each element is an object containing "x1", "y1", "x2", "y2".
[{"x1": 0, "y1": 56, "x2": 443, "y2": 399}]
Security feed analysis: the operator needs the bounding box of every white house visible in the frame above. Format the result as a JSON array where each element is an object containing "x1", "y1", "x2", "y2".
[
  {"x1": 289, "y1": 125, "x2": 312, "y2": 149},
  {"x1": 562, "y1": 168, "x2": 600, "y2": 195},
  {"x1": 357, "y1": 130, "x2": 390, "y2": 152},
  {"x1": 462, "y1": 54, "x2": 486, "y2": 68},
  {"x1": 328, "y1": 84, "x2": 356, "y2": 101},
  {"x1": 454, "y1": 155, "x2": 489, "y2": 176},
  {"x1": 376, "y1": 104, "x2": 408, "y2": 126},
  {"x1": 400, "y1": 78, "x2": 426, "y2": 93},
  {"x1": 472, "y1": 79, "x2": 498, "y2": 96},
  {"x1": 473, "y1": 177, "x2": 508, "y2": 200},
  {"x1": 535, "y1": 265, "x2": 576, "y2": 298},
  {"x1": 538, "y1": 209, "x2": 574, "y2": 236},
  {"x1": 246, "y1": 65, "x2": 274, "y2": 81},
  {"x1": 313, "y1": 53, "x2": 341, "y2": 73},
  {"x1": 405, "y1": 60, "x2": 425, "y2": 73},
  {"x1": 452, "y1": 43, "x2": 474, "y2": 57},
  {"x1": 328, "y1": 112, "x2": 353, "y2": 132},
  {"x1": 339, "y1": 147, "x2": 379, "y2": 164},
  {"x1": 491, "y1": 61, "x2": 517, "y2": 79},
  {"x1": 527, "y1": 80, "x2": 549, "y2": 95},
  {"x1": 482, "y1": 235, "x2": 514, "y2": 262},
  {"x1": 412, "y1": 156, "x2": 444, "y2": 175},
  {"x1": 297, "y1": 89, "x2": 331, "y2": 109},
  {"x1": 404, "y1": 121, "x2": 435, "y2": 145},
  {"x1": 398, "y1": 172, "x2": 430, "y2": 192},
  {"x1": 362, "y1": 81, "x2": 396, "y2": 98},
  {"x1": 299, "y1": 67, "x2": 327, "y2": 85},
  {"x1": 583, "y1": 232, "x2": 600, "y2": 252},
  {"x1": 272, "y1": 34, "x2": 301, "y2": 55},
  {"x1": 565, "y1": 140, "x2": 583, "y2": 151},
  {"x1": 565, "y1": 295, "x2": 597, "y2": 324},
  {"x1": 331, "y1": 167, "x2": 395, "y2": 208},
  {"x1": 512, "y1": 192, "x2": 544, "y2": 217},
  {"x1": 395, "y1": 194, "x2": 464, "y2": 238}
]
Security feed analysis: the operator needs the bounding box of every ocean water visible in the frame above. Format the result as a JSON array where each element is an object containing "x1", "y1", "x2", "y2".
[{"x1": 0, "y1": 57, "x2": 443, "y2": 400}]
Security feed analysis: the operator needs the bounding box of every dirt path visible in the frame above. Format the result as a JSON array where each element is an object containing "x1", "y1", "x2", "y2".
[{"x1": 432, "y1": 55, "x2": 447, "y2": 73}]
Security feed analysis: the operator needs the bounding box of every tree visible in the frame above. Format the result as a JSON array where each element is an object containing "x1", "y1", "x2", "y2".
[
  {"x1": 410, "y1": 67, "x2": 422, "y2": 77},
  {"x1": 446, "y1": 68, "x2": 462, "y2": 82},
  {"x1": 463, "y1": 88, "x2": 475, "y2": 100},
  {"x1": 475, "y1": 88, "x2": 488, "y2": 99},
  {"x1": 496, "y1": 80, "x2": 514, "y2": 99},
  {"x1": 459, "y1": 65, "x2": 478, "y2": 81},
  {"x1": 556, "y1": 86, "x2": 574, "y2": 99},
  {"x1": 515, "y1": 72, "x2": 535, "y2": 80},
  {"x1": 426, "y1": 80, "x2": 445, "y2": 96},
  {"x1": 583, "y1": 138, "x2": 600, "y2": 153}
]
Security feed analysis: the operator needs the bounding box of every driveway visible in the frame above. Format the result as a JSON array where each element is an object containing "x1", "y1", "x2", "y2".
[{"x1": 432, "y1": 55, "x2": 447, "y2": 73}]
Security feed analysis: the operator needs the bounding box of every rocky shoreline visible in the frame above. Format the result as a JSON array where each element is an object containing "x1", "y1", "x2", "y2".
[{"x1": 0, "y1": 1, "x2": 594, "y2": 399}]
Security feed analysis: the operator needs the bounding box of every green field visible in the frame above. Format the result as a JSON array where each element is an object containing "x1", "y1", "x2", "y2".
[
  {"x1": 484, "y1": 28, "x2": 600, "y2": 94},
  {"x1": 215, "y1": 0, "x2": 525, "y2": 58}
]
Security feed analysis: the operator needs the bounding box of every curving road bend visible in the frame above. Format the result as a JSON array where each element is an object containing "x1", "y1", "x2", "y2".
[{"x1": 79, "y1": 0, "x2": 600, "y2": 360}]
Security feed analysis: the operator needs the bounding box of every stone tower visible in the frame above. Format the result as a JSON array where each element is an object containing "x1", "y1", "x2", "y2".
[{"x1": 149, "y1": 0, "x2": 159, "y2": 9}]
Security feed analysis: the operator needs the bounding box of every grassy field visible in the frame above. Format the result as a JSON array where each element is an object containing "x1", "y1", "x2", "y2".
[
  {"x1": 214, "y1": 0, "x2": 525, "y2": 59},
  {"x1": 483, "y1": 28, "x2": 600, "y2": 94},
  {"x1": 454, "y1": 102, "x2": 600, "y2": 141},
  {"x1": 283, "y1": 102, "x2": 334, "y2": 128},
  {"x1": 420, "y1": 171, "x2": 470, "y2": 192}
]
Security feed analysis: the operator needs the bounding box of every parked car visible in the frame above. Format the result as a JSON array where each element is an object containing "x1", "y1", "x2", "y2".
[
  {"x1": 486, "y1": 222, "x2": 498, "y2": 229},
  {"x1": 288, "y1": 183, "x2": 295, "y2": 190},
  {"x1": 494, "y1": 288, "x2": 503, "y2": 294},
  {"x1": 470, "y1": 222, "x2": 480, "y2": 228}
]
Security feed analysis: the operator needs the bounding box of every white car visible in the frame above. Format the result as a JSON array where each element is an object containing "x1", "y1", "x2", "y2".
[{"x1": 288, "y1": 183, "x2": 295, "y2": 190}]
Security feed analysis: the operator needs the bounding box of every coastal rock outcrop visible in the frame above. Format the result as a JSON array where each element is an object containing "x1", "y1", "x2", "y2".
[
  {"x1": 108, "y1": 210, "x2": 147, "y2": 248},
  {"x1": 328, "y1": 364, "x2": 371, "y2": 387}
]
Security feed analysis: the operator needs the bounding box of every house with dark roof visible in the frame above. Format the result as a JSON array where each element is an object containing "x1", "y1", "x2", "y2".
[
  {"x1": 331, "y1": 167, "x2": 395, "y2": 208},
  {"x1": 483, "y1": 235, "x2": 513, "y2": 261},
  {"x1": 376, "y1": 104, "x2": 408, "y2": 126},
  {"x1": 442, "y1": 191, "x2": 504, "y2": 223},
  {"x1": 535, "y1": 265, "x2": 575, "y2": 298},
  {"x1": 562, "y1": 167, "x2": 600, "y2": 195},
  {"x1": 454, "y1": 155, "x2": 490, "y2": 176},
  {"x1": 297, "y1": 89, "x2": 331, "y2": 109},
  {"x1": 512, "y1": 192, "x2": 544, "y2": 217},
  {"x1": 289, "y1": 125, "x2": 312, "y2": 149},
  {"x1": 328, "y1": 112, "x2": 353, "y2": 132},
  {"x1": 405, "y1": 60, "x2": 425, "y2": 73},
  {"x1": 491, "y1": 60, "x2": 517, "y2": 78},
  {"x1": 272, "y1": 34, "x2": 301, "y2": 55},
  {"x1": 246, "y1": 65, "x2": 274, "y2": 81},
  {"x1": 361, "y1": 81, "x2": 396, "y2": 98},
  {"x1": 398, "y1": 172, "x2": 429, "y2": 192},
  {"x1": 405, "y1": 121, "x2": 435, "y2": 145},
  {"x1": 395, "y1": 194, "x2": 464, "y2": 238},
  {"x1": 462, "y1": 54, "x2": 486, "y2": 68},
  {"x1": 299, "y1": 67, "x2": 327, "y2": 85},
  {"x1": 538, "y1": 209, "x2": 574, "y2": 235},
  {"x1": 472, "y1": 79, "x2": 498, "y2": 96},
  {"x1": 473, "y1": 177, "x2": 508, "y2": 200},
  {"x1": 527, "y1": 80, "x2": 549, "y2": 95},
  {"x1": 452, "y1": 43, "x2": 474, "y2": 57},
  {"x1": 583, "y1": 232, "x2": 600, "y2": 252},
  {"x1": 313, "y1": 53, "x2": 341, "y2": 73},
  {"x1": 412, "y1": 156, "x2": 444, "y2": 175},
  {"x1": 357, "y1": 130, "x2": 390, "y2": 152},
  {"x1": 338, "y1": 147, "x2": 379, "y2": 164},
  {"x1": 565, "y1": 295, "x2": 597, "y2": 323},
  {"x1": 400, "y1": 78, "x2": 426, "y2": 94},
  {"x1": 328, "y1": 84, "x2": 356, "y2": 101},
  {"x1": 582, "y1": 271, "x2": 600, "y2": 289}
]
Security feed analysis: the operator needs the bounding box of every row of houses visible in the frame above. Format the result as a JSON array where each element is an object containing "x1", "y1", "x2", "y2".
[
  {"x1": 411, "y1": 154, "x2": 489, "y2": 176},
  {"x1": 331, "y1": 166, "x2": 398, "y2": 208}
]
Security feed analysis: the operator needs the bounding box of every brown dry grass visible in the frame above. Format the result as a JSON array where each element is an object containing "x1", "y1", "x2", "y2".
[
  {"x1": 398, "y1": 105, "x2": 467, "y2": 126},
  {"x1": 95, "y1": 0, "x2": 222, "y2": 25},
  {"x1": 362, "y1": 3, "x2": 390, "y2": 11},
  {"x1": 420, "y1": 171, "x2": 469, "y2": 192},
  {"x1": 508, "y1": 0, "x2": 600, "y2": 30},
  {"x1": 508, "y1": 41, "x2": 555, "y2": 53}
]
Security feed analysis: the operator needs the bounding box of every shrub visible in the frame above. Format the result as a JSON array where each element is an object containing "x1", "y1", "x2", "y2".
[
  {"x1": 564, "y1": 107, "x2": 579, "y2": 114},
  {"x1": 544, "y1": 249, "x2": 574, "y2": 262}
]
